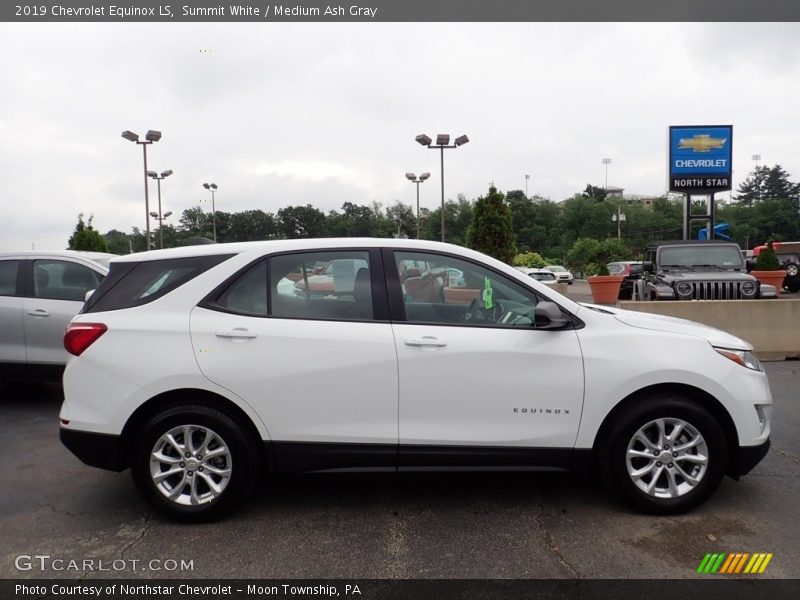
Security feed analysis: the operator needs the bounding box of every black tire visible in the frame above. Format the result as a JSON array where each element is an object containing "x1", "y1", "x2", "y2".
[
  {"x1": 598, "y1": 394, "x2": 727, "y2": 515},
  {"x1": 130, "y1": 404, "x2": 261, "y2": 522}
]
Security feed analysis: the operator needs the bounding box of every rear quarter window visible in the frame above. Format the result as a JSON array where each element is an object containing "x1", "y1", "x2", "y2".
[{"x1": 83, "y1": 254, "x2": 234, "y2": 313}]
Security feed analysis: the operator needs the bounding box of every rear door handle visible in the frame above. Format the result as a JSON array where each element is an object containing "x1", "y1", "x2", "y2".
[
  {"x1": 405, "y1": 336, "x2": 447, "y2": 347},
  {"x1": 26, "y1": 309, "x2": 50, "y2": 317},
  {"x1": 215, "y1": 329, "x2": 258, "y2": 339}
]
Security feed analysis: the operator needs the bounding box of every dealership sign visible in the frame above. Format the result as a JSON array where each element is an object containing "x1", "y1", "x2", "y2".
[{"x1": 669, "y1": 125, "x2": 733, "y2": 193}]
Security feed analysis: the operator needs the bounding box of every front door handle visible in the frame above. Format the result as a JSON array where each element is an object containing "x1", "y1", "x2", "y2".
[
  {"x1": 215, "y1": 329, "x2": 257, "y2": 339},
  {"x1": 405, "y1": 336, "x2": 447, "y2": 347},
  {"x1": 26, "y1": 309, "x2": 50, "y2": 317}
]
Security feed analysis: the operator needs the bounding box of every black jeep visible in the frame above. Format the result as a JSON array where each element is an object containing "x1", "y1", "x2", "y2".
[{"x1": 635, "y1": 240, "x2": 777, "y2": 301}]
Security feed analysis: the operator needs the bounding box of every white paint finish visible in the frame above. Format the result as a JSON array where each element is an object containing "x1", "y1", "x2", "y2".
[
  {"x1": 394, "y1": 323, "x2": 584, "y2": 447},
  {"x1": 190, "y1": 307, "x2": 399, "y2": 444},
  {"x1": 0, "y1": 296, "x2": 25, "y2": 363}
]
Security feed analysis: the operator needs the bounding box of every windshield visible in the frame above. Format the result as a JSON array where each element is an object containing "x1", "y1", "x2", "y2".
[
  {"x1": 659, "y1": 245, "x2": 744, "y2": 269},
  {"x1": 546, "y1": 265, "x2": 566, "y2": 272}
]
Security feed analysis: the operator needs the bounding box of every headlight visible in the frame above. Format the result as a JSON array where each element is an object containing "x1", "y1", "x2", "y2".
[
  {"x1": 675, "y1": 281, "x2": 693, "y2": 298},
  {"x1": 714, "y1": 347, "x2": 761, "y2": 371},
  {"x1": 740, "y1": 281, "x2": 757, "y2": 297}
]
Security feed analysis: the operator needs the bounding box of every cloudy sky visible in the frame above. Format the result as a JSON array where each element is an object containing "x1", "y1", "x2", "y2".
[{"x1": 1, "y1": 22, "x2": 799, "y2": 251}]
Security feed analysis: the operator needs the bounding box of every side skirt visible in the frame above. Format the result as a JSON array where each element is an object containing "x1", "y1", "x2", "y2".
[{"x1": 267, "y1": 441, "x2": 592, "y2": 474}]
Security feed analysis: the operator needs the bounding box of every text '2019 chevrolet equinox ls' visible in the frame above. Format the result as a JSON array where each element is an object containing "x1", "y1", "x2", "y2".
[{"x1": 60, "y1": 239, "x2": 772, "y2": 521}]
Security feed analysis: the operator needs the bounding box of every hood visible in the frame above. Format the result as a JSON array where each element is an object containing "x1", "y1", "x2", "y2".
[
  {"x1": 578, "y1": 303, "x2": 752, "y2": 350},
  {"x1": 658, "y1": 270, "x2": 752, "y2": 281}
]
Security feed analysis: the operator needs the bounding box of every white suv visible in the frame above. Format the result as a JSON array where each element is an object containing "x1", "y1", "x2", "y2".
[{"x1": 60, "y1": 239, "x2": 772, "y2": 521}]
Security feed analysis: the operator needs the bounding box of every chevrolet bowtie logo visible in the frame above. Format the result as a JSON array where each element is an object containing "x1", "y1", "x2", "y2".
[{"x1": 678, "y1": 134, "x2": 727, "y2": 152}]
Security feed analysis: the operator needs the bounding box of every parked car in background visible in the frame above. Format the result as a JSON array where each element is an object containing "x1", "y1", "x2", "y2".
[
  {"x1": 60, "y1": 239, "x2": 771, "y2": 522},
  {"x1": 750, "y1": 241, "x2": 800, "y2": 293},
  {"x1": 608, "y1": 261, "x2": 643, "y2": 300},
  {"x1": 636, "y1": 240, "x2": 775, "y2": 301},
  {"x1": 516, "y1": 267, "x2": 558, "y2": 286},
  {"x1": 544, "y1": 265, "x2": 573, "y2": 284},
  {"x1": 0, "y1": 250, "x2": 111, "y2": 381}
]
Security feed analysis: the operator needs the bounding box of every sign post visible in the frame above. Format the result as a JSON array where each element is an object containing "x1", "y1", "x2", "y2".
[{"x1": 668, "y1": 125, "x2": 733, "y2": 240}]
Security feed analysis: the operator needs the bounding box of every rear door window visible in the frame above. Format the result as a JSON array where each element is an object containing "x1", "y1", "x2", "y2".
[
  {"x1": 0, "y1": 260, "x2": 20, "y2": 296},
  {"x1": 84, "y1": 255, "x2": 233, "y2": 313},
  {"x1": 32, "y1": 260, "x2": 103, "y2": 302}
]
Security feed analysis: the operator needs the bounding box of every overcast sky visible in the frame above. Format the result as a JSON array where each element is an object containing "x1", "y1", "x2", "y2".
[{"x1": 1, "y1": 22, "x2": 799, "y2": 251}]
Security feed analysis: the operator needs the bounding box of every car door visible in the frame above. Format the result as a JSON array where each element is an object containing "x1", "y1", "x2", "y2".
[
  {"x1": 23, "y1": 258, "x2": 105, "y2": 365},
  {"x1": 0, "y1": 259, "x2": 26, "y2": 369},
  {"x1": 387, "y1": 250, "x2": 585, "y2": 464},
  {"x1": 190, "y1": 248, "x2": 399, "y2": 471}
]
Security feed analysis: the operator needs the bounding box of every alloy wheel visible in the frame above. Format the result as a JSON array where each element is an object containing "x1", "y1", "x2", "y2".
[
  {"x1": 149, "y1": 424, "x2": 233, "y2": 506},
  {"x1": 625, "y1": 417, "x2": 708, "y2": 499}
]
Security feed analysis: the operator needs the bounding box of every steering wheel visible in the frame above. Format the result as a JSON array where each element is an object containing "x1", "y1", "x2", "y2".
[{"x1": 465, "y1": 296, "x2": 504, "y2": 324}]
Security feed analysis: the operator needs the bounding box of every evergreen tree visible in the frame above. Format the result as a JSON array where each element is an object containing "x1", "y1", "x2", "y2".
[
  {"x1": 736, "y1": 165, "x2": 800, "y2": 208},
  {"x1": 68, "y1": 214, "x2": 108, "y2": 252},
  {"x1": 466, "y1": 185, "x2": 516, "y2": 263}
]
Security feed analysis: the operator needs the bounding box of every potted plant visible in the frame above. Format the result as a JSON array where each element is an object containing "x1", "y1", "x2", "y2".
[
  {"x1": 587, "y1": 263, "x2": 624, "y2": 304},
  {"x1": 751, "y1": 241, "x2": 787, "y2": 297}
]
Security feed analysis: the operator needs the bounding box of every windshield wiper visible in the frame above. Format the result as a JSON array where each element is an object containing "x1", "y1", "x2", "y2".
[
  {"x1": 661, "y1": 264, "x2": 691, "y2": 270},
  {"x1": 692, "y1": 264, "x2": 727, "y2": 271}
]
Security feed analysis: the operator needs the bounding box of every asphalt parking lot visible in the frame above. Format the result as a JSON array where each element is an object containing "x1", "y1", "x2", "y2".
[{"x1": 1, "y1": 359, "x2": 798, "y2": 580}]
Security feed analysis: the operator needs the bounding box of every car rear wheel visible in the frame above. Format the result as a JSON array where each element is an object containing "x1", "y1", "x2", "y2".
[
  {"x1": 598, "y1": 394, "x2": 726, "y2": 514},
  {"x1": 131, "y1": 404, "x2": 260, "y2": 522}
]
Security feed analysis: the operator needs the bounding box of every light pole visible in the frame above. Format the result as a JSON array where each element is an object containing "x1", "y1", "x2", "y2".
[
  {"x1": 752, "y1": 154, "x2": 761, "y2": 170},
  {"x1": 601, "y1": 157, "x2": 612, "y2": 190},
  {"x1": 612, "y1": 206, "x2": 626, "y2": 240},
  {"x1": 415, "y1": 133, "x2": 469, "y2": 242},
  {"x1": 203, "y1": 183, "x2": 218, "y2": 241},
  {"x1": 525, "y1": 174, "x2": 530, "y2": 198},
  {"x1": 122, "y1": 129, "x2": 162, "y2": 251},
  {"x1": 147, "y1": 169, "x2": 173, "y2": 249},
  {"x1": 405, "y1": 172, "x2": 430, "y2": 239}
]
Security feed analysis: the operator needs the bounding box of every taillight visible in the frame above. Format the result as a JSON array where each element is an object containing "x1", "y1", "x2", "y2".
[{"x1": 64, "y1": 323, "x2": 107, "y2": 356}]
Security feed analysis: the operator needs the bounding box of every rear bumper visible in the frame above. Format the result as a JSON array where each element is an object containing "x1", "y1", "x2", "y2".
[
  {"x1": 731, "y1": 439, "x2": 770, "y2": 478},
  {"x1": 60, "y1": 427, "x2": 127, "y2": 472}
]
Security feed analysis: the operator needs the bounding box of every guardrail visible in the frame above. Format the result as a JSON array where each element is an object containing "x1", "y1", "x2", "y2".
[{"x1": 619, "y1": 299, "x2": 800, "y2": 361}]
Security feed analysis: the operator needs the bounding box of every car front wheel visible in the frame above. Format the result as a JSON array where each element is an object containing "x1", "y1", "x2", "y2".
[
  {"x1": 599, "y1": 394, "x2": 727, "y2": 514},
  {"x1": 131, "y1": 404, "x2": 260, "y2": 522}
]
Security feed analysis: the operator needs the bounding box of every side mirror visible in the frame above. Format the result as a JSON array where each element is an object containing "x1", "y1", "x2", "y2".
[
  {"x1": 534, "y1": 301, "x2": 571, "y2": 329},
  {"x1": 84, "y1": 289, "x2": 95, "y2": 303},
  {"x1": 745, "y1": 259, "x2": 755, "y2": 272},
  {"x1": 643, "y1": 261, "x2": 654, "y2": 273}
]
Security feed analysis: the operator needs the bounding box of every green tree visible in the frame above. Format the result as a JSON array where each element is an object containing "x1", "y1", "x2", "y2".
[
  {"x1": 582, "y1": 184, "x2": 608, "y2": 202},
  {"x1": 277, "y1": 204, "x2": 326, "y2": 238},
  {"x1": 227, "y1": 209, "x2": 277, "y2": 242},
  {"x1": 513, "y1": 251, "x2": 546, "y2": 267},
  {"x1": 466, "y1": 185, "x2": 516, "y2": 263},
  {"x1": 102, "y1": 229, "x2": 130, "y2": 254},
  {"x1": 68, "y1": 214, "x2": 108, "y2": 252},
  {"x1": 736, "y1": 164, "x2": 800, "y2": 208}
]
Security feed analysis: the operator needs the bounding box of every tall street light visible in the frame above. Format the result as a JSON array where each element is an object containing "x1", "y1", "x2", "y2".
[
  {"x1": 601, "y1": 157, "x2": 612, "y2": 190},
  {"x1": 405, "y1": 172, "x2": 430, "y2": 239},
  {"x1": 203, "y1": 182, "x2": 219, "y2": 241},
  {"x1": 122, "y1": 129, "x2": 162, "y2": 251},
  {"x1": 525, "y1": 174, "x2": 531, "y2": 198},
  {"x1": 415, "y1": 133, "x2": 469, "y2": 242},
  {"x1": 147, "y1": 169, "x2": 173, "y2": 249}
]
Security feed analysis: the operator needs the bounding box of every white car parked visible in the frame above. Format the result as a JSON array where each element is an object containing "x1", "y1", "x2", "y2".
[
  {"x1": 544, "y1": 265, "x2": 574, "y2": 284},
  {"x1": 60, "y1": 239, "x2": 771, "y2": 521},
  {"x1": 515, "y1": 267, "x2": 558, "y2": 286},
  {"x1": 0, "y1": 250, "x2": 111, "y2": 381}
]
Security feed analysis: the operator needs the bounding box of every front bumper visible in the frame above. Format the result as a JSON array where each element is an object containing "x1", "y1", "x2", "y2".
[
  {"x1": 730, "y1": 439, "x2": 771, "y2": 479},
  {"x1": 60, "y1": 427, "x2": 127, "y2": 472}
]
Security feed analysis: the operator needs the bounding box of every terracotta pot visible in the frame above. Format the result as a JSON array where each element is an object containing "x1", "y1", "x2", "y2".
[
  {"x1": 587, "y1": 275, "x2": 624, "y2": 304},
  {"x1": 751, "y1": 270, "x2": 787, "y2": 297}
]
